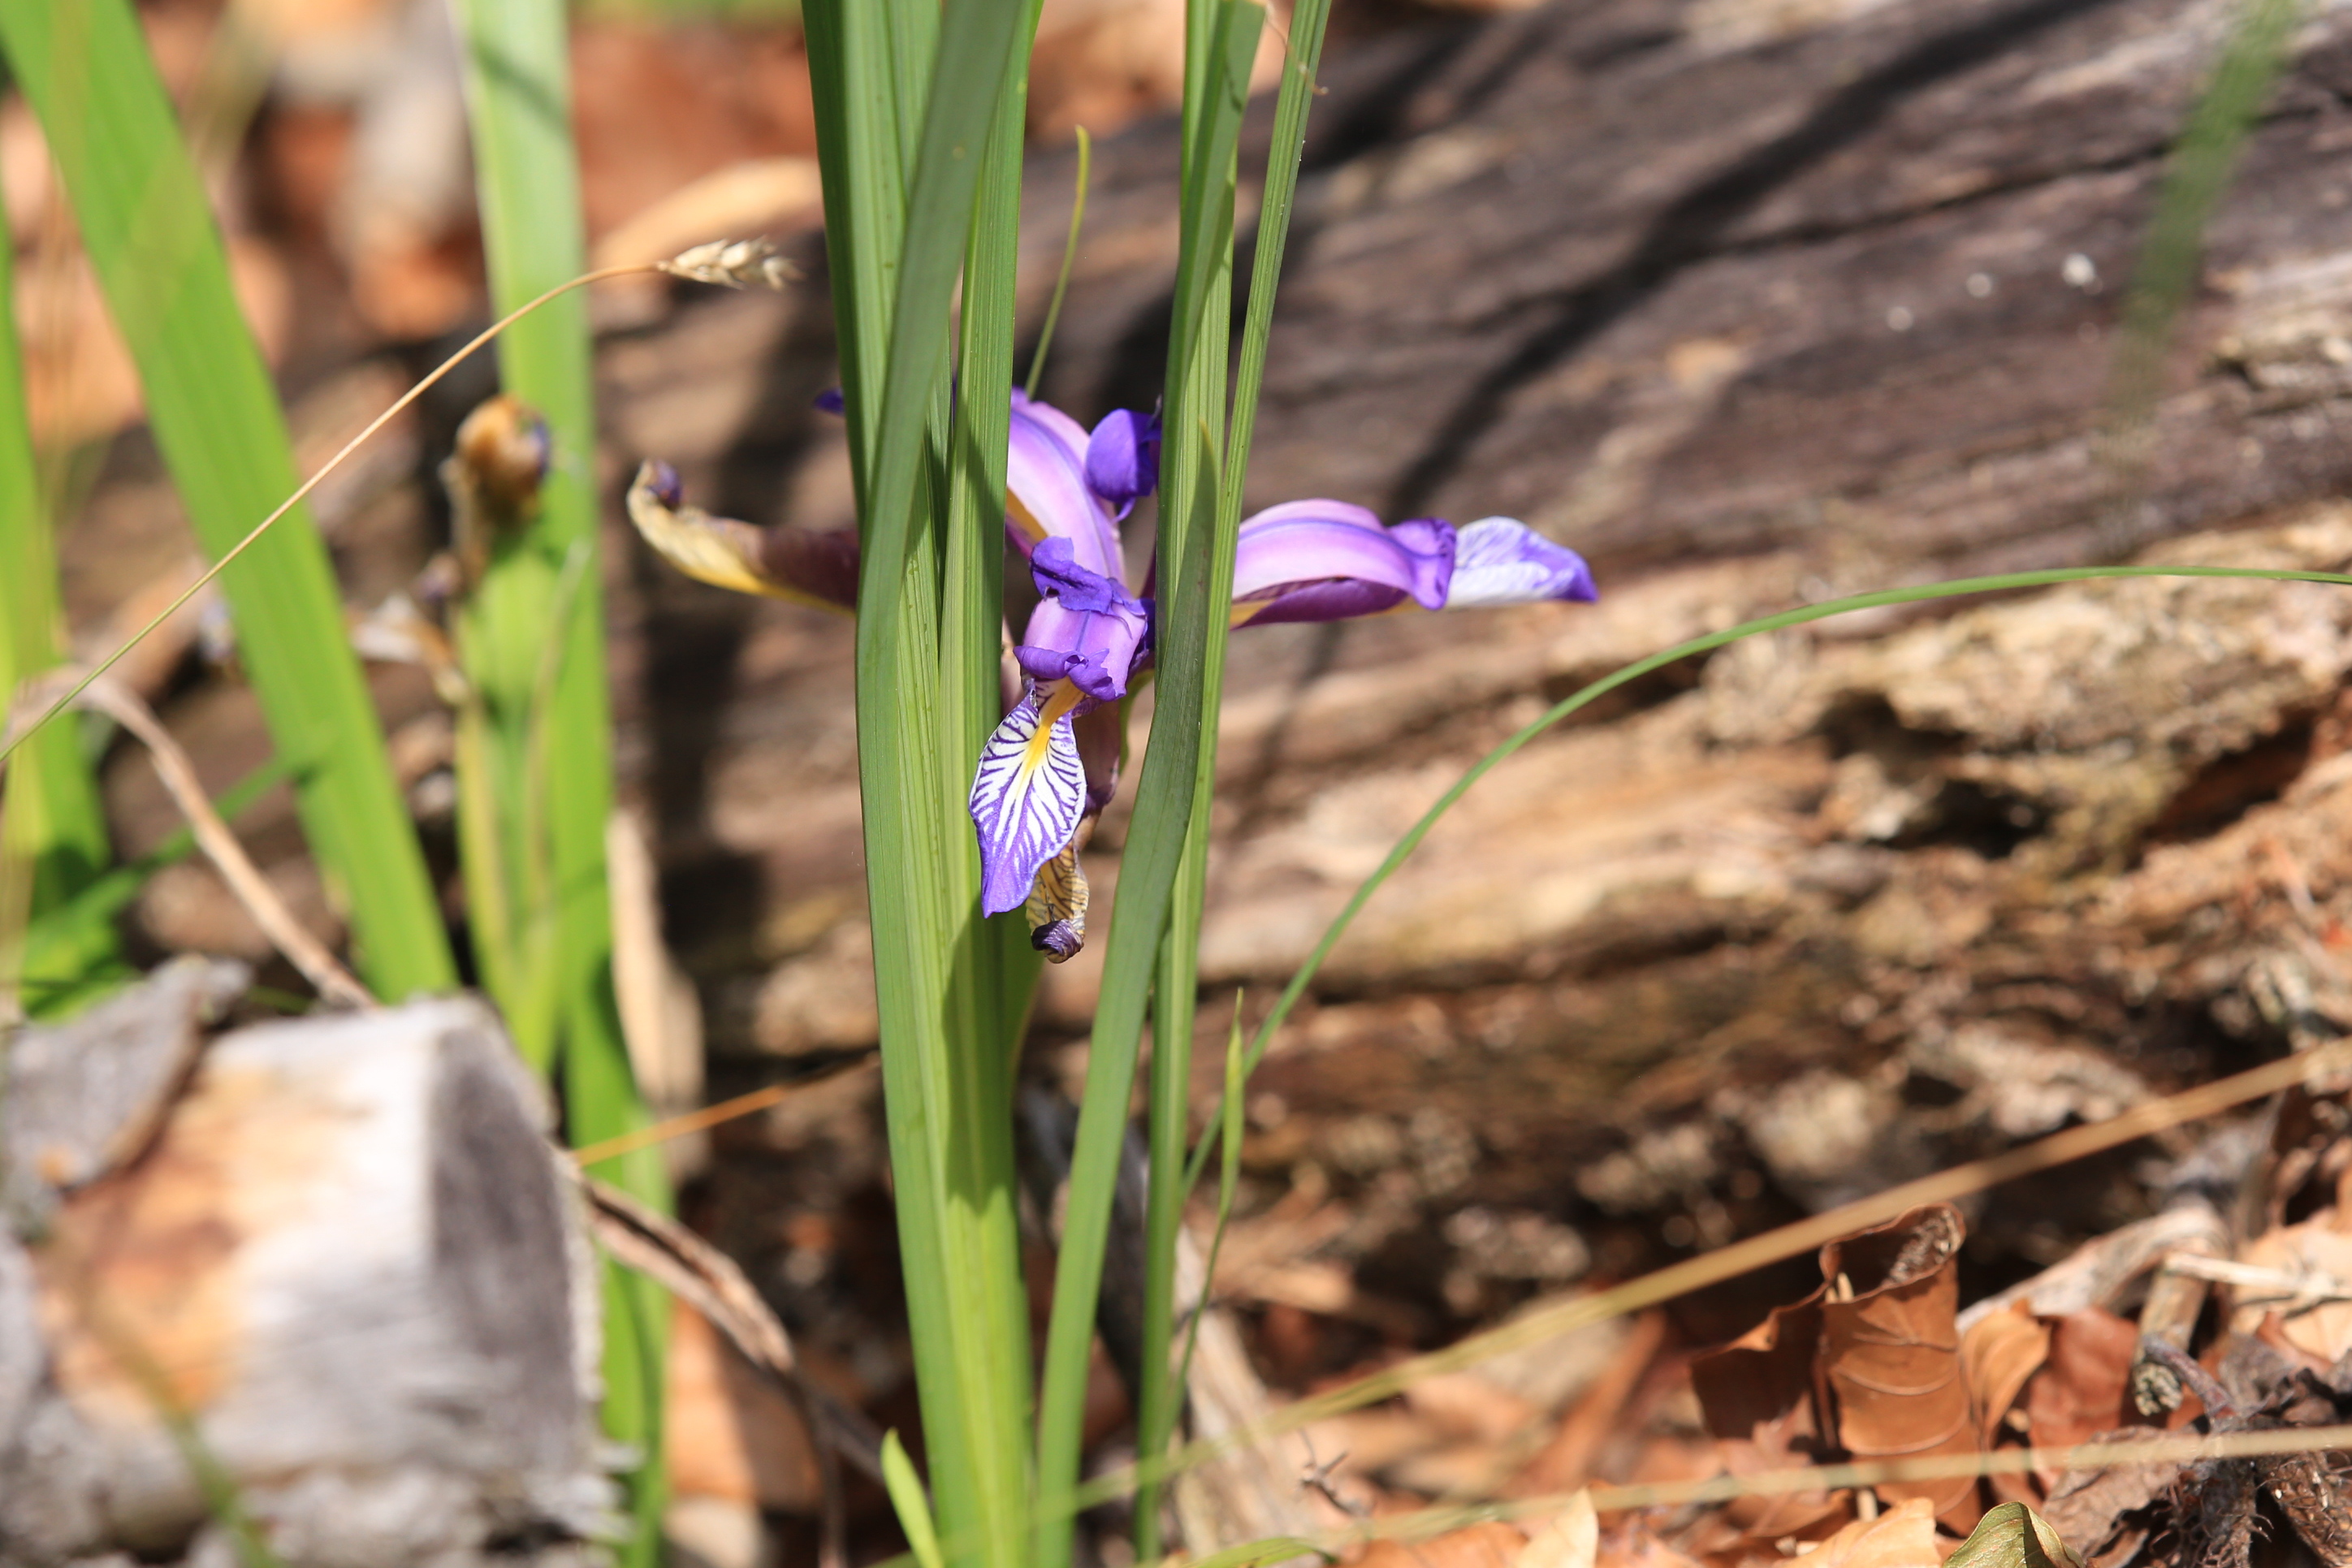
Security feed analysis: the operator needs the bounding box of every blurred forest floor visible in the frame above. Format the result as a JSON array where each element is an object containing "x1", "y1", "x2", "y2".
[{"x1": 33, "y1": 0, "x2": 2352, "y2": 1562}]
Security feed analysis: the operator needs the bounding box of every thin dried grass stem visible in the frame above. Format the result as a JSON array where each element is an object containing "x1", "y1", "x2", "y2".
[
  {"x1": 0, "y1": 263, "x2": 658, "y2": 770},
  {"x1": 4, "y1": 669, "x2": 373, "y2": 1009},
  {"x1": 567, "y1": 1056, "x2": 878, "y2": 1168}
]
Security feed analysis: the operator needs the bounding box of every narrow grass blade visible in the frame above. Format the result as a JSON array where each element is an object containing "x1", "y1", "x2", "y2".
[
  {"x1": 1035, "y1": 6, "x2": 1265, "y2": 1562},
  {"x1": 1171, "y1": 1001, "x2": 1249, "y2": 1405},
  {"x1": 0, "y1": 153, "x2": 115, "y2": 1019},
  {"x1": 0, "y1": 0, "x2": 455, "y2": 999},
  {"x1": 2105, "y1": 0, "x2": 2301, "y2": 437},
  {"x1": 1136, "y1": 7, "x2": 1333, "y2": 1549},
  {"x1": 1188, "y1": 1538, "x2": 1333, "y2": 1568},
  {"x1": 882, "y1": 1431, "x2": 949, "y2": 1568},
  {"x1": 1023, "y1": 126, "x2": 1092, "y2": 400},
  {"x1": 1237, "y1": 561, "x2": 2352, "y2": 1082},
  {"x1": 446, "y1": 0, "x2": 668, "y2": 1553}
]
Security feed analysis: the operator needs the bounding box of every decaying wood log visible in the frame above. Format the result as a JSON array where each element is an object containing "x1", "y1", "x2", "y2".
[{"x1": 1, "y1": 979, "x2": 610, "y2": 1568}]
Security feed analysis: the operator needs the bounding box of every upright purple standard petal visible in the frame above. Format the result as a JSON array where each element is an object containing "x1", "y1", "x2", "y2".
[
  {"x1": 1085, "y1": 408, "x2": 1161, "y2": 517},
  {"x1": 1229, "y1": 501, "x2": 1455, "y2": 627},
  {"x1": 1008, "y1": 391, "x2": 1124, "y2": 580},
  {"x1": 1015, "y1": 538, "x2": 1152, "y2": 702},
  {"x1": 971, "y1": 687, "x2": 1088, "y2": 916},
  {"x1": 1442, "y1": 517, "x2": 1598, "y2": 607}
]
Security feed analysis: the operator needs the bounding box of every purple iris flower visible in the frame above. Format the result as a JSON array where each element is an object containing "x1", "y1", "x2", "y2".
[
  {"x1": 973, "y1": 413, "x2": 1597, "y2": 946},
  {"x1": 627, "y1": 387, "x2": 1597, "y2": 959}
]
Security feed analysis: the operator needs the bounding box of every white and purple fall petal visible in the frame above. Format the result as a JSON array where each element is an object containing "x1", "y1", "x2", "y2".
[
  {"x1": 969, "y1": 685, "x2": 1091, "y2": 918},
  {"x1": 1442, "y1": 516, "x2": 1598, "y2": 608}
]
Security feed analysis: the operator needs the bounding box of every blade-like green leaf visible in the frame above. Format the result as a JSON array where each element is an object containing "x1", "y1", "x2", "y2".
[
  {"x1": 19, "y1": 759, "x2": 284, "y2": 1017},
  {"x1": 1136, "y1": 7, "x2": 1333, "y2": 1549},
  {"x1": 0, "y1": 149, "x2": 115, "y2": 1019},
  {"x1": 881, "y1": 1430, "x2": 949, "y2": 1568},
  {"x1": 446, "y1": 0, "x2": 668, "y2": 1554},
  {"x1": 805, "y1": 1, "x2": 1040, "y2": 1565},
  {"x1": 0, "y1": 0, "x2": 455, "y2": 1000},
  {"x1": 1033, "y1": 6, "x2": 1263, "y2": 1561}
]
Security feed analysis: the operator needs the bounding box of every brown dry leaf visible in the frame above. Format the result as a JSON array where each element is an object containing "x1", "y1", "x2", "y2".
[
  {"x1": 1796, "y1": 1498, "x2": 1942, "y2": 1568},
  {"x1": 2237, "y1": 1213, "x2": 2352, "y2": 1364},
  {"x1": 1359, "y1": 1521, "x2": 1528, "y2": 1568},
  {"x1": 1819, "y1": 1204, "x2": 1980, "y2": 1532},
  {"x1": 1961, "y1": 1302, "x2": 2050, "y2": 1447},
  {"x1": 1690, "y1": 1281, "x2": 1847, "y2": 1539},
  {"x1": 1961, "y1": 1302, "x2": 2052, "y2": 1508},
  {"x1": 661, "y1": 1296, "x2": 817, "y2": 1512},
  {"x1": 2021, "y1": 1309, "x2": 2136, "y2": 1490}
]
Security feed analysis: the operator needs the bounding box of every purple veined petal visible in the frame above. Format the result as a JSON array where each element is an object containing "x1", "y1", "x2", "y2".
[
  {"x1": 970, "y1": 685, "x2": 1089, "y2": 917},
  {"x1": 1009, "y1": 391, "x2": 1124, "y2": 580},
  {"x1": 1229, "y1": 501, "x2": 1455, "y2": 622},
  {"x1": 1085, "y1": 408, "x2": 1161, "y2": 517},
  {"x1": 1443, "y1": 516, "x2": 1598, "y2": 608},
  {"x1": 625, "y1": 460, "x2": 858, "y2": 612}
]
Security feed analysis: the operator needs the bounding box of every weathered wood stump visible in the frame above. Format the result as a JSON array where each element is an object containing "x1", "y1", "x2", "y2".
[{"x1": 1, "y1": 973, "x2": 608, "y2": 1567}]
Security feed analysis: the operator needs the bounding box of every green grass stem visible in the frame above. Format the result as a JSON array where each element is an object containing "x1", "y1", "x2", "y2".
[
  {"x1": 1024, "y1": 126, "x2": 1092, "y2": 400},
  {"x1": 1035, "y1": 7, "x2": 1265, "y2": 1563},
  {"x1": 0, "y1": 150, "x2": 115, "y2": 1020},
  {"x1": 446, "y1": 0, "x2": 669, "y2": 1551}
]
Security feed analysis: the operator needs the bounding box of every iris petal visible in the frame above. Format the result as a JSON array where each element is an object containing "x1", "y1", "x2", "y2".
[
  {"x1": 625, "y1": 460, "x2": 858, "y2": 611},
  {"x1": 1015, "y1": 538, "x2": 1152, "y2": 702},
  {"x1": 1085, "y1": 408, "x2": 1161, "y2": 517},
  {"x1": 970, "y1": 686, "x2": 1089, "y2": 917},
  {"x1": 1025, "y1": 837, "x2": 1090, "y2": 962},
  {"x1": 1009, "y1": 391, "x2": 1124, "y2": 580},
  {"x1": 1443, "y1": 517, "x2": 1598, "y2": 607},
  {"x1": 1230, "y1": 501, "x2": 1455, "y2": 625}
]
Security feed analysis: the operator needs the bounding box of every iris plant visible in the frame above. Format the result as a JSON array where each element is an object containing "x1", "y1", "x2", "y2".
[{"x1": 628, "y1": 388, "x2": 1594, "y2": 959}]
